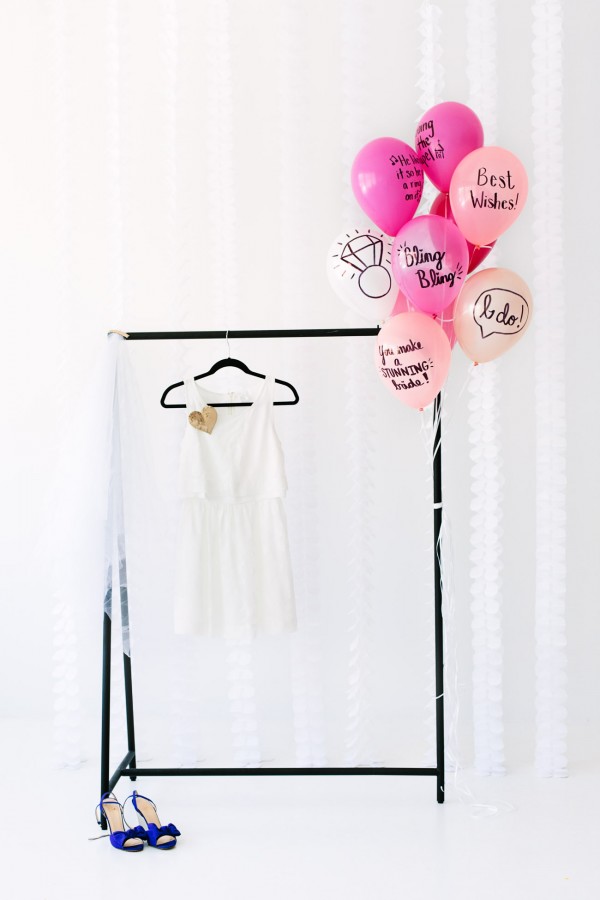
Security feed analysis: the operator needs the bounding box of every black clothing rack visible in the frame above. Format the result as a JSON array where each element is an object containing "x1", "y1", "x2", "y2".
[{"x1": 100, "y1": 327, "x2": 445, "y2": 818}]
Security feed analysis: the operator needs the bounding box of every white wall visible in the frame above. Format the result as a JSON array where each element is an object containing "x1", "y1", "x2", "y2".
[{"x1": 1, "y1": 0, "x2": 598, "y2": 768}]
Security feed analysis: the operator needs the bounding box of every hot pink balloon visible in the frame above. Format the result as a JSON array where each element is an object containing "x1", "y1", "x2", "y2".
[
  {"x1": 392, "y1": 289, "x2": 456, "y2": 349},
  {"x1": 374, "y1": 311, "x2": 452, "y2": 410},
  {"x1": 351, "y1": 137, "x2": 424, "y2": 236},
  {"x1": 430, "y1": 192, "x2": 494, "y2": 273},
  {"x1": 415, "y1": 101, "x2": 484, "y2": 193},
  {"x1": 449, "y1": 146, "x2": 528, "y2": 247},
  {"x1": 391, "y1": 215, "x2": 468, "y2": 315}
]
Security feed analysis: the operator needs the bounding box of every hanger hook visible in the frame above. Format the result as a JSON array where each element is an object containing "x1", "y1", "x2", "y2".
[{"x1": 225, "y1": 329, "x2": 231, "y2": 358}]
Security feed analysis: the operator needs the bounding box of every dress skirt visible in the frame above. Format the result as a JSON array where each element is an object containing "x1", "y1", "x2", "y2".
[{"x1": 175, "y1": 495, "x2": 297, "y2": 639}]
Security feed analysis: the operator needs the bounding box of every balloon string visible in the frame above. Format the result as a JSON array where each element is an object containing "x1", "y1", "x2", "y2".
[
  {"x1": 433, "y1": 364, "x2": 476, "y2": 442},
  {"x1": 468, "y1": 241, "x2": 495, "y2": 272},
  {"x1": 468, "y1": 244, "x2": 478, "y2": 271},
  {"x1": 423, "y1": 406, "x2": 516, "y2": 819}
]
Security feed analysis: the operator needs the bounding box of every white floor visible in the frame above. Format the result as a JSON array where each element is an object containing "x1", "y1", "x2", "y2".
[{"x1": 2, "y1": 719, "x2": 598, "y2": 900}]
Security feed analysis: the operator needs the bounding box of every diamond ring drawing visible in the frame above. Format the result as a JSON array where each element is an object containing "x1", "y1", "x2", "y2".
[
  {"x1": 327, "y1": 227, "x2": 396, "y2": 322},
  {"x1": 338, "y1": 233, "x2": 392, "y2": 299}
]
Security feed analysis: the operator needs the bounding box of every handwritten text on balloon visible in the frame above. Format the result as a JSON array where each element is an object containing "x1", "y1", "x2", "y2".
[{"x1": 474, "y1": 288, "x2": 530, "y2": 339}]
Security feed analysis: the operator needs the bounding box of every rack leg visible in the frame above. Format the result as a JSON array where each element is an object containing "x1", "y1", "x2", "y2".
[
  {"x1": 100, "y1": 608, "x2": 112, "y2": 828},
  {"x1": 120, "y1": 572, "x2": 137, "y2": 780},
  {"x1": 433, "y1": 393, "x2": 445, "y2": 804}
]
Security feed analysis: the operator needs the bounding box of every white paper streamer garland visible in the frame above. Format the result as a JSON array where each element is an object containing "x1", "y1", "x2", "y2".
[
  {"x1": 278, "y1": 0, "x2": 327, "y2": 767},
  {"x1": 340, "y1": 0, "x2": 378, "y2": 767},
  {"x1": 160, "y1": 0, "x2": 194, "y2": 360},
  {"x1": 465, "y1": 0, "x2": 498, "y2": 141},
  {"x1": 103, "y1": 0, "x2": 135, "y2": 763},
  {"x1": 47, "y1": 0, "x2": 81, "y2": 768},
  {"x1": 340, "y1": 0, "x2": 371, "y2": 229},
  {"x1": 531, "y1": 0, "x2": 567, "y2": 778},
  {"x1": 157, "y1": 0, "x2": 206, "y2": 768},
  {"x1": 416, "y1": 1, "x2": 445, "y2": 213},
  {"x1": 203, "y1": 0, "x2": 260, "y2": 766},
  {"x1": 466, "y1": 0, "x2": 505, "y2": 776},
  {"x1": 205, "y1": 0, "x2": 238, "y2": 326},
  {"x1": 419, "y1": 407, "x2": 438, "y2": 768},
  {"x1": 467, "y1": 362, "x2": 505, "y2": 774},
  {"x1": 106, "y1": 0, "x2": 130, "y2": 325},
  {"x1": 416, "y1": 0, "x2": 445, "y2": 768}
]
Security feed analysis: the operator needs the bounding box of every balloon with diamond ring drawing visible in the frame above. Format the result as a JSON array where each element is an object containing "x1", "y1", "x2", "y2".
[{"x1": 327, "y1": 228, "x2": 397, "y2": 321}]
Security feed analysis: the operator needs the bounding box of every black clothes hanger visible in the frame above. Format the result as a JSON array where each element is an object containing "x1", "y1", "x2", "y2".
[{"x1": 160, "y1": 357, "x2": 300, "y2": 408}]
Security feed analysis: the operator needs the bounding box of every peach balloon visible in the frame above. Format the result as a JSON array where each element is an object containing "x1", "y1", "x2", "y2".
[
  {"x1": 449, "y1": 146, "x2": 528, "y2": 247},
  {"x1": 374, "y1": 311, "x2": 452, "y2": 410},
  {"x1": 454, "y1": 267, "x2": 533, "y2": 363}
]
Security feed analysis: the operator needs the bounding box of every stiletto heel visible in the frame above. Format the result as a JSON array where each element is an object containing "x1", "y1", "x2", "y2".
[
  {"x1": 95, "y1": 792, "x2": 146, "y2": 852},
  {"x1": 124, "y1": 790, "x2": 181, "y2": 850}
]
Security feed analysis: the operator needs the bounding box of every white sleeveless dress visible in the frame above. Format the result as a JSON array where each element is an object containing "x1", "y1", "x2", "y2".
[{"x1": 175, "y1": 375, "x2": 297, "y2": 639}]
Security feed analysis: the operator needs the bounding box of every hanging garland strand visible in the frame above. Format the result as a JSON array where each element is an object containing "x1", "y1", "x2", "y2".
[
  {"x1": 465, "y1": 0, "x2": 506, "y2": 776},
  {"x1": 532, "y1": 0, "x2": 567, "y2": 778}
]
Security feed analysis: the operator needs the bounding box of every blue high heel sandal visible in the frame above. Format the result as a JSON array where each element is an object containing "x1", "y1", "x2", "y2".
[
  {"x1": 95, "y1": 792, "x2": 146, "y2": 852},
  {"x1": 124, "y1": 790, "x2": 181, "y2": 850}
]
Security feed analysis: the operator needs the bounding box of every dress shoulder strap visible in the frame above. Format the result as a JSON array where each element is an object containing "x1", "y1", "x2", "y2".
[
  {"x1": 256, "y1": 375, "x2": 275, "y2": 415},
  {"x1": 183, "y1": 377, "x2": 199, "y2": 411},
  {"x1": 264, "y1": 375, "x2": 275, "y2": 403}
]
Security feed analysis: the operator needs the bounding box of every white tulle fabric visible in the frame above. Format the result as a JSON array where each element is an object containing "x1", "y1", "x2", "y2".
[
  {"x1": 532, "y1": 0, "x2": 567, "y2": 778},
  {"x1": 45, "y1": 333, "x2": 130, "y2": 766}
]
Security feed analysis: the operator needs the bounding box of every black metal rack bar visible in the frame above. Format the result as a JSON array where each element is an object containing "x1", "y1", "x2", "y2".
[
  {"x1": 101, "y1": 327, "x2": 445, "y2": 813},
  {"x1": 121, "y1": 766, "x2": 437, "y2": 777},
  {"x1": 124, "y1": 328, "x2": 380, "y2": 340}
]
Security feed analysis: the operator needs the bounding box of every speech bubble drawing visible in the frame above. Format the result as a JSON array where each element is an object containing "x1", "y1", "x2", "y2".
[{"x1": 473, "y1": 288, "x2": 530, "y2": 339}]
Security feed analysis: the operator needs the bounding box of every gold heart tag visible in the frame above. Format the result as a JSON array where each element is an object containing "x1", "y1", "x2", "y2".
[{"x1": 188, "y1": 406, "x2": 217, "y2": 434}]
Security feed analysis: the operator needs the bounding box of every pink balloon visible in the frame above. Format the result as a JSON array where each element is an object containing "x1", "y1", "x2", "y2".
[
  {"x1": 415, "y1": 101, "x2": 484, "y2": 193},
  {"x1": 351, "y1": 137, "x2": 424, "y2": 236},
  {"x1": 391, "y1": 215, "x2": 468, "y2": 315},
  {"x1": 454, "y1": 267, "x2": 533, "y2": 363},
  {"x1": 374, "y1": 312, "x2": 452, "y2": 410},
  {"x1": 429, "y1": 192, "x2": 494, "y2": 273},
  {"x1": 449, "y1": 146, "x2": 528, "y2": 247},
  {"x1": 392, "y1": 289, "x2": 456, "y2": 349}
]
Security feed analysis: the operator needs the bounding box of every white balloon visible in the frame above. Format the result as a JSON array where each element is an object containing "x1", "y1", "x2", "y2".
[{"x1": 326, "y1": 227, "x2": 397, "y2": 322}]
